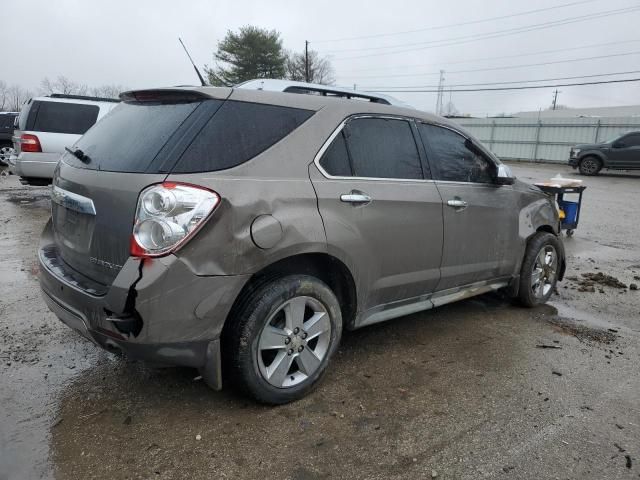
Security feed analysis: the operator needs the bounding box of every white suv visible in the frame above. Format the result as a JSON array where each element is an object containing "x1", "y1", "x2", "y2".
[{"x1": 10, "y1": 94, "x2": 119, "y2": 185}]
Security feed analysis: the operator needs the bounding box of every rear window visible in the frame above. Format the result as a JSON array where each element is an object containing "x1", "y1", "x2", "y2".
[
  {"x1": 66, "y1": 101, "x2": 202, "y2": 172},
  {"x1": 26, "y1": 101, "x2": 99, "y2": 134},
  {"x1": 0, "y1": 114, "x2": 16, "y2": 129},
  {"x1": 172, "y1": 100, "x2": 314, "y2": 173},
  {"x1": 64, "y1": 98, "x2": 314, "y2": 174}
]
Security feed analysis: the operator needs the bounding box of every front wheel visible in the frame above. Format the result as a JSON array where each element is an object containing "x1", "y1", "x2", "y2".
[
  {"x1": 578, "y1": 156, "x2": 601, "y2": 176},
  {"x1": 224, "y1": 275, "x2": 343, "y2": 404},
  {"x1": 518, "y1": 232, "x2": 562, "y2": 307}
]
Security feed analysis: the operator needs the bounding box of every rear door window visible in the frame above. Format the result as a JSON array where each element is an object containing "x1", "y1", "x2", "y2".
[
  {"x1": 319, "y1": 131, "x2": 352, "y2": 176},
  {"x1": 172, "y1": 100, "x2": 314, "y2": 173},
  {"x1": 343, "y1": 117, "x2": 423, "y2": 179},
  {"x1": 419, "y1": 123, "x2": 493, "y2": 184},
  {"x1": 26, "y1": 101, "x2": 99, "y2": 134}
]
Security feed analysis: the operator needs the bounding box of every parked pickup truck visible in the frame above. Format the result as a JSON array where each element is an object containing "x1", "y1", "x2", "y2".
[{"x1": 569, "y1": 131, "x2": 640, "y2": 175}]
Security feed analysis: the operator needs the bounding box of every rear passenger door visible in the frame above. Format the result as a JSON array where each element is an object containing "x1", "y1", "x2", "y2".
[
  {"x1": 418, "y1": 123, "x2": 519, "y2": 291},
  {"x1": 309, "y1": 116, "x2": 444, "y2": 316}
]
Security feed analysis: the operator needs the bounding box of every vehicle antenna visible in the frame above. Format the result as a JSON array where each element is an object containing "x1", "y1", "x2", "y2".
[{"x1": 178, "y1": 37, "x2": 207, "y2": 87}]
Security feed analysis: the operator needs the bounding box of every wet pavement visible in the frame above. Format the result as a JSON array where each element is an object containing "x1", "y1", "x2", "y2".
[{"x1": 0, "y1": 163, "x2": 639, "y2": 479}]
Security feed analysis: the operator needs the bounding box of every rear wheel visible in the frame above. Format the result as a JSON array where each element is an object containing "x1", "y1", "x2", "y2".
[
  {"x1": 518, "y1": 232, "x2": 561, "y2": 307},
  {"x1": 578, "y1": 156, "x2": 602, "y2": 176},
  {"x1": 224, "y1": 275, "x2": 342, "y2": 404},
  {"x1": 0, "y1": 145, "x2": 14, "y2": 166}
]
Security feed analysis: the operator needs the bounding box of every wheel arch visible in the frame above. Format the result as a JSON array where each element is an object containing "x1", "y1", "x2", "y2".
[
  {"x1": 578, "y1": 151, "x2": 607, "y2": 167},
  {"x1": 222, "y1": 252, "x2": 358, "y2": 337}
]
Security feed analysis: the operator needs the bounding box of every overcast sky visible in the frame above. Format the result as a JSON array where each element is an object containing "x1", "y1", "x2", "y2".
[{"x1": 3, "y1": 0, "x2": 640, "y2": 116}]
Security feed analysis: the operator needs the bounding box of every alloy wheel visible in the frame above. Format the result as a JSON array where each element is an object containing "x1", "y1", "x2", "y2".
[
  {"x1": 257, "y1": 296, "x2": 331, "y2": 388},
  {"x1": 531, "y1": 245, "x2": 557, "y2": 298},
  {"x1": 0, "y1": 146, "x2": 14, "y2": 164},
  {"x1": 580, "y1": 158, "x2": 599, "y2": 175}
]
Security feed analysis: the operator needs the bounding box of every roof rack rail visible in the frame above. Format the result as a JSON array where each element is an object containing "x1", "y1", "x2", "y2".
[
  {"x1": 235, "y1": 79, "x2": 414, "y2": 109},
  {"x1": 282, "y1": 86, "x2": 390, "y2": 105},
  {"x1": 49, "y1": 93, "x2": 120, "y2": 103}
]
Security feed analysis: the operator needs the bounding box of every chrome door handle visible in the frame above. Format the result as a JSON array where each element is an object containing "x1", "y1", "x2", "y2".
[
  {"x1": 447, "y1": 199, "x2": 468, "y2": 209},
  {"x1": 340, "y1": 193, "x2": 372, "y2": 205}
]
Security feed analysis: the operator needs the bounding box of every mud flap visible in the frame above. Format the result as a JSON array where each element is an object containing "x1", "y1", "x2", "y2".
[{"x1": 200, "y1": 339, "x2": 222, "y2": 390}]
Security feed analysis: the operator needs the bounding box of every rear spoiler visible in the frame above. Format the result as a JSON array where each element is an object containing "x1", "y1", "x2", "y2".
[{"x1": 119, "y1": 89, "x2": 211, "y2": 104}]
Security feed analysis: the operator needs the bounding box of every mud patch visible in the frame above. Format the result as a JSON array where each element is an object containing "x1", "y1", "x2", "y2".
[
  {"x1": 566, "y1": 272, "x2": 628, "y2": 292},
  {"x1": 547, "y1": 316, "x2": 617, "y2": 344},
  {"x1": 5, "y1": 192, "x2": 50, "y2": 205}
]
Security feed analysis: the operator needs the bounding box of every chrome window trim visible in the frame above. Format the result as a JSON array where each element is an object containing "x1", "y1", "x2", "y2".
[
  {"x1": 313, "y1": 114, "x2": 436, "y2": 183},
  {"x1": 51, "y1": 185, "x2": 96, "y2": 215},
  {"x1": 313, "y1": 114, "x2": 501, "y2": 185}
]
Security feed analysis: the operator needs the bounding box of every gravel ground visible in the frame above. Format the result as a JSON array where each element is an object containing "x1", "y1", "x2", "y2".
[{"x1": 0, "y1": 162, "x2": 639, "y2": 480}]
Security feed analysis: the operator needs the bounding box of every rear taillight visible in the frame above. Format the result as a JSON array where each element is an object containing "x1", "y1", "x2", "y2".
[
  {"x1": 20, "y1": 134, "x2": 42, "y2": 153},
  {"x1": 130, "y1": 182, "x2": 220, "y2": 258}
]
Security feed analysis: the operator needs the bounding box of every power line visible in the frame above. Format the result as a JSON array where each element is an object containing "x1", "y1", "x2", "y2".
[
  {"x1": 359, "y1": 70, "x2": 640, "y2": 90},
  {"x1": 365, "y1": 77, "x2": 640, "y2": 93},
  {"x1": 341, "y1": 50, "x2": 640, "y2": 81},
  {"x1": 322, "y1": 5, "x2": 638, "y2": 55},
  {"x1": 311, "y1": 0, "x2": 601, "y2": 43},
  {"x1": 323, "y1": 6, "x2": 640, "y2": 60},
  {"x1": 337, "y1": 38, "x2": 640, "y2": 74}
]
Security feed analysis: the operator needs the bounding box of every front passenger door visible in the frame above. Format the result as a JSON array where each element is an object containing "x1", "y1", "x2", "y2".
[
  {"x1": 418, "y1": 123, "x2": 519, "y2": 291},
  {"x1": 610, "y1": 133, "x2": 640, "y2": 169}
]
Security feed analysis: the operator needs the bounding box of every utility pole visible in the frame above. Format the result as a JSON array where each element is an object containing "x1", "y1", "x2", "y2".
[
  {"x1": 305, "y1": 40, "x2": 310, "y2": 83},
  {"x1": 552, "y1": 89, "x2": 560, "y2": 110},
  {"x1": 435, "y1": 70, "x2": 445, "y2": 115}
]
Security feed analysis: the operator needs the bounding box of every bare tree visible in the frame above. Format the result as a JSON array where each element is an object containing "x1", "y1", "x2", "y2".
[
  {"x1": 285, "y1": 50, "x2": 335, "y2": 85},
  {"x1": 0, "y1": 80, "x2": 8, "y2": 111},
  {"x1": 89, "y1": 84, "x2": 126, "y2": 99},
  {"x1": 7, "y1": 85, "x2": 33, "y2": 111},
  {"x1": 40, "y1": 76, "x2": 88, "y2": 96}
]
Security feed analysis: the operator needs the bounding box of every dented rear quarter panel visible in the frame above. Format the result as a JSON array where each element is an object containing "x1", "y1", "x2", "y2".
[{"x1": 164, "y1": 103, "x2": 346, "y2": 277}]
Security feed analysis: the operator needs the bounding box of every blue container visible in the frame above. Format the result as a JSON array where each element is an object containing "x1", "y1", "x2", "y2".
[{"x1": 559, "y1": 200, "x2": 579, "y2": 226}]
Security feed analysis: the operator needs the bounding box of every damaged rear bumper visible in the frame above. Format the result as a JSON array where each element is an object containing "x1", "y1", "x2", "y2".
[{"x1": 38, "y1": 220, "x2": 250, "y2": 389}]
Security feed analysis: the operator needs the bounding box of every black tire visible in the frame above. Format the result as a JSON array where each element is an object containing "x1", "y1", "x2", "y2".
[
  {"x1": 518, "y1": 232, "x2": 562, "y2": 307},
  {"x1": 223, "y1": 275, "x2": 343, "y2": 404},
  {"x1": 578, "y1": 156, "x2": 602, "y2": 176},
  {"x1": 0, "y1": 144, "x2": 13, "y2": 166}
]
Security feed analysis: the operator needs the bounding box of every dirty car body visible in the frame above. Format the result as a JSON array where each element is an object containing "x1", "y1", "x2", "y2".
[{"x1": 39, "y1": 84, "x2": 565, "y2": 403}]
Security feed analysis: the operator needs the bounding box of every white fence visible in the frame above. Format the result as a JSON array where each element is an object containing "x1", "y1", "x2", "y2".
[{"x1": 454, "y1": 117, "x2": 640, "y2": 163}]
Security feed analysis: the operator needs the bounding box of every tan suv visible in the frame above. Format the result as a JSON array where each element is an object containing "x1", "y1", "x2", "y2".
[{"x1": 39, "y1": 85, "x2": 565, "y2": 404}]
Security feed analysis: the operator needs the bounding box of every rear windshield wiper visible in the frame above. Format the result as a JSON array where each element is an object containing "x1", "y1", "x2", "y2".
[{"x1": 65, "y1": 146, "x2": 91, "y2": 164}]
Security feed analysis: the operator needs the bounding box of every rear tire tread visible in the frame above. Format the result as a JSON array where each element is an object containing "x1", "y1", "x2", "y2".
[{"x1": 222, "y1": 274, "x2": 342, "y2": 404}]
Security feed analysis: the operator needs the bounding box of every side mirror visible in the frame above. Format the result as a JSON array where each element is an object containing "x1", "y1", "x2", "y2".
[
  {"x1": 612, "y1": 141, "x2": 626, "y2": 149},
  {"x1": 495, "y1": 164, "x2": 515, "y2": 185}
]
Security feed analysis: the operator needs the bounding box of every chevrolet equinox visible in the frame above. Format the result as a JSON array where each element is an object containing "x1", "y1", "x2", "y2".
[{"x1": 39, "y1": 86, "x2": 565, "y2": 404}]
